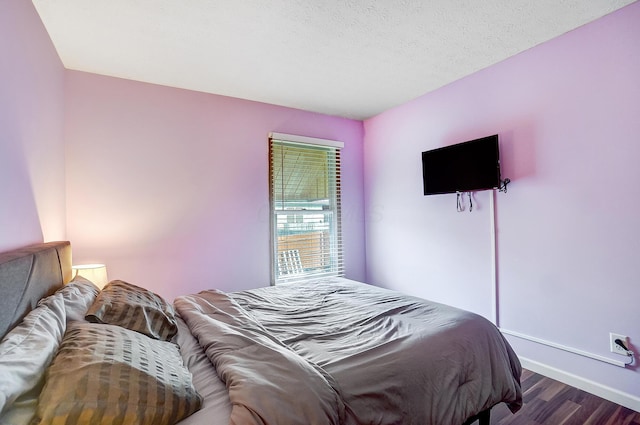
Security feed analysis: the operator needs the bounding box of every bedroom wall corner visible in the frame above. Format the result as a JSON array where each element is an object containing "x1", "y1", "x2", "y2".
[{"x1": 0, "y1": 0, "x2": 66, "y2": 251}]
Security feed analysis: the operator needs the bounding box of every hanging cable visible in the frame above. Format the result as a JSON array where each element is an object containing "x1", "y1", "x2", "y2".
[
  {"x1": 468, "y1": 192, "x2": 473, "y2": 212},
  {"x1": 499, "y1": 178, "x2": 511, "y2": 193},
  {"x1": 624, "y1": 352, "x2": 635, "y2": 366},
  {"x1": 457, "y1": 192, "x2": 463, "y2": 212},
  {"x1": 615, "y1": 339, "x2": 636, "y2": 366}
]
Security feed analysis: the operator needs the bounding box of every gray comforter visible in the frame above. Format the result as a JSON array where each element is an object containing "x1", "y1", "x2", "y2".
[{"x1": 174, "y1": 279, "x2": 522, "y2": 425}]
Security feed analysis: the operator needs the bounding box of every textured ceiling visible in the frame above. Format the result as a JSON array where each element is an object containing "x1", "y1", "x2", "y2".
[{"x1": 32, "y1": 0, "x2": 635, "y2": 120}]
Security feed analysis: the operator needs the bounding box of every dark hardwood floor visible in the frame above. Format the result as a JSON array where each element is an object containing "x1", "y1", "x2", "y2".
[{"x1": 489, "y1": 369, "x2": 640, "y2": 425}]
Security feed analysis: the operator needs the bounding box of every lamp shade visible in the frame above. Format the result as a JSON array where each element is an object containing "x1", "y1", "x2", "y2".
[{"x1": 72, "y1": 264, "x2": 109, "y2": 289}]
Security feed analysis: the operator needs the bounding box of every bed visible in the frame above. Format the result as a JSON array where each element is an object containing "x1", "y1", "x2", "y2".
[{"x1": 0, "y1": 241, "x2": 522, "y2": 425}]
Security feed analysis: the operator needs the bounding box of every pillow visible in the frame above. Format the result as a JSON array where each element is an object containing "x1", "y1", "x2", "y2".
[
  {"x1": 0, "y1": 278, "x2": 99, "y2": 423},
  {"x1": 55, "y1": 276, "x2": 100, "y2": 322},
  {"x1": 85, "y1": 280, "x2": 178, "y2": 341},
  {"x1": 0, "y1": 292, "x2": 66, "y2": 417},
  {"x1": 31, "y1": 322, "x2": 202, "y2": 425}
]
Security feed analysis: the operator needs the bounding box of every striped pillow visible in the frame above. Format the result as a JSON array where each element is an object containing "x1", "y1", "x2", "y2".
[
  {"x1": 86, "y1": 280, "x2": 178, "y2": 340},
  {"x1": 32, "y1": 322, "x2": 202, "y2": 425}
]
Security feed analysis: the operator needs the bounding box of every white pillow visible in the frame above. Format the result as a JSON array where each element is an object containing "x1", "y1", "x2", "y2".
[
  {"x1": 57, "y1": 276, "x2": 100, "y2": 322},
  {"x1": 0, "y1": 292, "x2": 66, "y2": 418}
]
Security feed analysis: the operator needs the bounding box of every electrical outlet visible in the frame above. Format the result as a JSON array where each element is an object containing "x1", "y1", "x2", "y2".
[{"x1": 610, "y1": 333, "x2": 629, "y2": 356}]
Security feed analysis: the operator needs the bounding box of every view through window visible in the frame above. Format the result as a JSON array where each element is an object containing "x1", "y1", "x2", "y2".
[{"x1": 269, "y1": 134, "x2": 344, "y2": 284}]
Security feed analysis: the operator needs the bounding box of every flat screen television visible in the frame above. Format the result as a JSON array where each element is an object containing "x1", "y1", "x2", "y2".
[{"x1": 422, "y1": 134, "x2": 501, "y2": 195}]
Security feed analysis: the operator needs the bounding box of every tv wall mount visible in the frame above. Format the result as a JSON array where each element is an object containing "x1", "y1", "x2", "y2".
[{"x1": 456, "y1": 178, "x2": 510, "y2": 212}]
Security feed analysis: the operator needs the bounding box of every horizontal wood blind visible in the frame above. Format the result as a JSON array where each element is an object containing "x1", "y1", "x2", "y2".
[{"x1": 269, "y1": 135, "x2": 343, "y2": 284}]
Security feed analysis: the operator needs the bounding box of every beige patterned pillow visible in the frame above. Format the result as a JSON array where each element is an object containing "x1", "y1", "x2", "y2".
[
  {"x1": 85, "y1": 280, "x2": 178, "y2": 340},
  {"x1": 32, "y1": 322, "x2": 202, "y2": 425}
]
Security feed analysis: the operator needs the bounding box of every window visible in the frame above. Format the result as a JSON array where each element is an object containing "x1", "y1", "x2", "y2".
[{"x1": 269, "y1": 133, "x2": 344, "y2": 284}]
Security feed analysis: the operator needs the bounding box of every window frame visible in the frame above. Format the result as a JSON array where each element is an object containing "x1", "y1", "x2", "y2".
[{"x1": 268, "y1": 132, "x2": 344, "y2": 285}]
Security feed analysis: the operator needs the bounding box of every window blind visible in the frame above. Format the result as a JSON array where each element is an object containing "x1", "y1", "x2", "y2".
[{"x1": 269, "y1": 134, "x2": 344, "y2": 284}]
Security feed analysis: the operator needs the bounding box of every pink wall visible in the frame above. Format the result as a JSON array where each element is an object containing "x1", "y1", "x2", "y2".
[
  {"x1": 65, "y1": 72, "x2": 365, "y2": 300},
  {"x1": 0, "y1": 0, "x2": 66, "y2": 251},
  {"x1": 363, "y1": 3, "x2": 640, "y2": 404}
]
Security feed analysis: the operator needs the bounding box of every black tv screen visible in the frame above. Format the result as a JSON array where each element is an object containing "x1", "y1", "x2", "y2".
[{"x1": 422, "y1": 135, "x2": 500, "y2": 195}]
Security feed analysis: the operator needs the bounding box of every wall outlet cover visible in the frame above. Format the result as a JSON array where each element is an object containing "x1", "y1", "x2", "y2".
[{"x1": 610, "y1": 333, "x2": 629, "y2": 356}]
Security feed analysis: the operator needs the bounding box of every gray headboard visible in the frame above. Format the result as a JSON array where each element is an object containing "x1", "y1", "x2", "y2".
[{"x1": 0, "y1": 241, "x2": 72, "y2": 339}]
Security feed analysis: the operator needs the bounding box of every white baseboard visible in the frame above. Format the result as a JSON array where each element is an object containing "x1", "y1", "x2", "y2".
[{"x1": 519, "y1": 357, "x2": 640, "y2": 413}]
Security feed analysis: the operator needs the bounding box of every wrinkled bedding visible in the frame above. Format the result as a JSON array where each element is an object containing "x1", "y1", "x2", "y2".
[{"x1": 175, "y1": 278, "x2": 522, "y2": 425}]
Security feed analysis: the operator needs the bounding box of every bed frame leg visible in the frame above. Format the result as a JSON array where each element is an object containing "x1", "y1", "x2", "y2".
[
  {"x1": 477, "y1": 409, "x2": 490, "y2": 425},
  {"x1": 462, "y1": 408, "x2": 490, "y2": 425}
]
